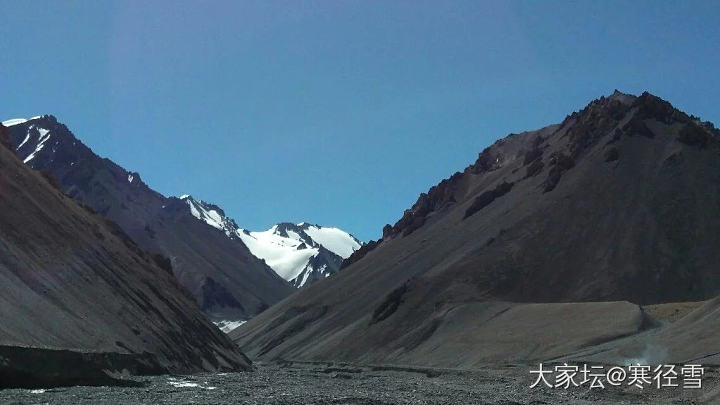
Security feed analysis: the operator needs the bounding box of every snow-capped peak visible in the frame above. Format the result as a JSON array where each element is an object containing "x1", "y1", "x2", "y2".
[
  {"x1": 175, "y1": 194, "x2": 362, "y2": 288},
  {"x1": 13, "y1": 123, "x2": 54, "y2": 164},
  {"x1": 2, "y1": 115, "x2": 72, "y2": 166},
  {"x1": 301, "y1": 223, "x2": 362, "y2": 258},
  {"x1": 237, "y1": 222, "x2": 362, "y2": 287},
  {"x1": 2, "y1": 115, "x2": 49, "y2": 127}
]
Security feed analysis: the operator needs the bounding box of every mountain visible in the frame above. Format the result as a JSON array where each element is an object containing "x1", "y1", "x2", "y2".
[
  {"x1": 230, "y1": 91, "x2": 720, "y2": 367},
  {"x1": 0, "y1": 123, "x2": 250, "y2": 387},
  {"x1": 179, "y1": 195, "x2": 362, "y2": 287},
  {"x1": 561, "y1": 296, "x2": 720, "y2": 366},
  {"x1": 238, "y1": 223, "x2": 362, "y2": 288},
  {"x1": 2, "y1": 116, "x2": 294, "y2": 323}
]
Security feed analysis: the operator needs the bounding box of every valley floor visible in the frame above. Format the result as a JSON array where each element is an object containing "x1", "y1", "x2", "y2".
[{"x1": 1, "y1": 361, "x2": 718, "y2": 404}]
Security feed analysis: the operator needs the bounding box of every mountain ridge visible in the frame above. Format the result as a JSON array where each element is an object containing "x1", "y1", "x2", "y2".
[
  {"x1": 177, "y1": 194, "x2": 362, "y2": 287},
  {"x1": 0, "y1": 122, "x2": 251, "y2": 386},
  {"x1": 238, "y1": 221, "x2": 362, "y2": 287},
  {"x1": 3, "y1": 116, "x2": 294, "y2": 322},
  {"x1": 231, "y1": 90, "x2": 720, "y2": 367}
]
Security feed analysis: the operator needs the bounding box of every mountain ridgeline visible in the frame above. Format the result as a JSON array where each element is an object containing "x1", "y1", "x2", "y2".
[
  {"x1": 238, "y1": 222, "x2": 362, "y2": 288},
  {"x1": 233, "y1": 91, "x2": 720, "y2": 367},
  {"x1": 178, "y1": 195, "x2": 362, "y2": 287},
  {"x1": 4, "y1": 116, "x2": 294, "y2": 322},
  {"x1": 0, "y1": 123, "x2": 250, "y2": 387}
]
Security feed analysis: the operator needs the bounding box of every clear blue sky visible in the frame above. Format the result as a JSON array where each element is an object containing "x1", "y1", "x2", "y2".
[{"x1": 1, "y1": 1, "x2": 719, "y2": 241}]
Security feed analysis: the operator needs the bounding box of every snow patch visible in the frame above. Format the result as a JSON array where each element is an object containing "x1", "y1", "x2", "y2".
[
  {"x1": 237, "y1": 227, "x2": 319, "y2": 282},
  {"x1": 237, "y1": 223, "x2": 361, "y2": 287},
  {"x1": 213, "y1": 320, "x2": 247, "y2": 334},
  {"x1": 23, "y1": 127, "x2": 52, "y2": 163},
  {"x1": 303, "y1": 225, "x2": 361, "y2": 258},
  {"x1": 127, "y1": 174, "x2": 134, "y2": 183},
  {"x1": 183, "y1": 196, "x2": 238, "y2": 238},
  {"x1": 16, "y1": 133, "x2": 30, "y2": 150},
  {"x1": 2, "y1": 118, "x2": 27, "y2": 126},
  {"x1": 167, "y1": 377, "x2": 217, "y2": 390}
]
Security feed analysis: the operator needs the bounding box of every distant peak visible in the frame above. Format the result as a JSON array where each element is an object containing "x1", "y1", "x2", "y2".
[
  {"x1": 181, "y1": 195, "x2": 238, "y2": 238},
  {"x1": 608, "y1": 89, "x2": 637, "y2": 105},
  {"x1": 32, "y1": 114, "x2": 57, "y2": 122},
  {"x1": 611, "y1": 89, "x2": 630, "y2": 97},
  {"x1": 297, "y1": 222, "x2": 319, "y2": 229}
]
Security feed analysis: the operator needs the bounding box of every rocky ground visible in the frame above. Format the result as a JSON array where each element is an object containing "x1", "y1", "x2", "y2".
[{"x1": 1, "y1": 361, "x2": 718, "y2": 404}]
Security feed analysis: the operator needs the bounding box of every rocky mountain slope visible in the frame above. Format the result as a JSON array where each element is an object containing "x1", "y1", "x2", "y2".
[
  {"x1": 3, "y1": 116, "x2": 294, "y2": 322},
  {"x1": 231, "y1": 91, "x2": 720, "y2": 366},
  {"x1": 178, "y1": 195, "x2": 361, "y2": 288},
  {"x1": 0, "y1": 123, "x2": 250, "y2": 387}
]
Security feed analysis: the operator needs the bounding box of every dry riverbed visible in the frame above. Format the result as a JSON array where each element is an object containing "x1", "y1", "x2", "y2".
[{"x1": 1, "y1": 361, "x2": 718, "y2": 404}]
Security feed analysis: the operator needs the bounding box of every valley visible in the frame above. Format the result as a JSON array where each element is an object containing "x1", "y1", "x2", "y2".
[
  {"x1": 1, "y1": 361, "x2": 718, "y2": 404},
  {"x1": 2, "y1": 91, "x2": 720, "y2": 402}
]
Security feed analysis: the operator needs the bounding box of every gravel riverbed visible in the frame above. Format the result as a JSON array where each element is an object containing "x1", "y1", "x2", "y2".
[{"x1": 1, "y1": 361, "x2": 718, "y2": 404}]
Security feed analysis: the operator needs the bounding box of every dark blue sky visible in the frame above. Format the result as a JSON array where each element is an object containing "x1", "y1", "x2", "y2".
[{"x1": 2, "y1": 1, "x2": 719, "y2": 241}]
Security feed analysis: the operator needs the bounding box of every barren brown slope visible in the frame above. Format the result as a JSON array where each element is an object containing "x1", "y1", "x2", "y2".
[
  {"x1": 5, "y1": 115, "x2": 293, "y2": 321},
  {"x1": 231, "y1": 91, "x2": 720, "y2": 366},
  {"x1": 0, "y1": 124, "x2": 250, "y2": 378},
  {"x1": 560, "y1": 295, "x2": 720, "y2": 366}
]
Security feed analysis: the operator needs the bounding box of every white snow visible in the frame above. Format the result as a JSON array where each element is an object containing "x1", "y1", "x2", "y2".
[
  {"x1": 212, "y1": 319, "x2": 247, "y2": 333},
  {"x1": 236, "y1": 223, "x2": 361, "y2": 286},
  {"x1": 127, "y1": 174, "x2": 134, "y2": 183},
  {"x1": 2, "y1": 118, "x2": 27, "y2": 126},
  {"x1": 184, "y1": 197, "x2": 235, "y2": 237},
  {"x1": 237, "y1": 227, "x2": 319, "y2": 282},
  {"x1": 29, "y1": 389, "x2": 46, "y2": 394},
  {"x1": 303, "y1": 225, "x2": 361, "y2": 258},
  {"x1": 286, "y1": 229, "x2": 302, "y2": 241},
  {"x1": 167, "y1": 378, "x2": 217, "y2": 390},
  {"x1": 16, "y1": 133, "x2": 30, "y2": 150},
  {"x1": 169, "y1": 381, "x2": 199, "y2": 388},
  {"x1": 176, "y1": 194, "x2": 361, "y2": 287},
  {"x1": 37, "y1": 128, "x2": 50, "y2": 141},
  {"x1": 23, "y1": 127, "x2": 52, "y2": 163}
]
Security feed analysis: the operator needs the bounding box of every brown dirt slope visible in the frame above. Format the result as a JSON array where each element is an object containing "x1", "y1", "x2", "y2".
[{"x1": 562, "y1": 297, "x2": 720, "y2": 366}]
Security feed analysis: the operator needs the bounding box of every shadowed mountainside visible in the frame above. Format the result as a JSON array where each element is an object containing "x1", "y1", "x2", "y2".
[
  {"x1": 231, "y1": 91, "x2": 720, "y2": 367},
  {"x1": 4, "y1": 116, "x2": 293, "y2": 322},
  {"x1": 0, "y1": 123, "x2": 251, "y2": 387}
]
